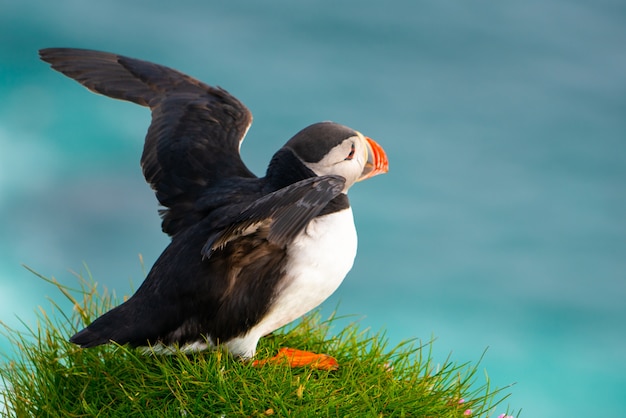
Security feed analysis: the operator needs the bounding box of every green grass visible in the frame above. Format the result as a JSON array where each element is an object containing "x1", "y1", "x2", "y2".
[{"x1": 1, "y1": 267, "x2": 518, "y2": 417}]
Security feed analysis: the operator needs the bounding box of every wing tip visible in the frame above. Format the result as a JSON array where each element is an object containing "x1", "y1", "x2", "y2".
[
  {"x1": 39, "y1": 47, "x2": 96, "y2": 63},
  {"x1": 38, "y1": 47, "x2": 61, "y2": 65}
]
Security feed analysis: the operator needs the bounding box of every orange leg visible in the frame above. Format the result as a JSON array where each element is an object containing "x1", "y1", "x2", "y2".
[{"x1": 252, "y1": 348, "x2": 339, "y2": 371}]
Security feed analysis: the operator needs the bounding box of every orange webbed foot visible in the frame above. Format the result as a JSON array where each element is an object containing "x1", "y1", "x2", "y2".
[{"x1": 251, "y1": 348, "x2": 339, "y2": 371}]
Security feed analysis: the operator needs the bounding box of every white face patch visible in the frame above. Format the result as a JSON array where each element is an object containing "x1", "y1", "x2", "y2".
[{"x1": 305, "y1": 135, "x2": 370, "y2": 192}]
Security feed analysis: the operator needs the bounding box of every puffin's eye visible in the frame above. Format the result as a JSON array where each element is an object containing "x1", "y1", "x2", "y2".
[{"x1": 344, "y1": 143, "x2": 355, "y2": 160}]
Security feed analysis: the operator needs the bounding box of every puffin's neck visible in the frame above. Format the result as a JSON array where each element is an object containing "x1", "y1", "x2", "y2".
[
  {"x1": 265, "y1": 147, "x2": 350, "y2": 215},
  {"x1": 265, "y1": 148, "x2": 317, "y2": 190}
]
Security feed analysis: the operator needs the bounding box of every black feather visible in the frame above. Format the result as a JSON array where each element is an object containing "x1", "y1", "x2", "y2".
[{"x1": 202, "y1": 175, "x2": 345, "y2": 258}]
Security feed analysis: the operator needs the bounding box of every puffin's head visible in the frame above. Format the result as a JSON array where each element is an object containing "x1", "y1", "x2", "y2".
[{"x1": 284, "y1": 122, "x2": 389, "y2": 192}]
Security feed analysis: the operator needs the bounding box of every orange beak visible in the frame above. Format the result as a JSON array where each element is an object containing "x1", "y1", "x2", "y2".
[{"x1": 358, "y1": 136, "x2": 389, "y2": 181}]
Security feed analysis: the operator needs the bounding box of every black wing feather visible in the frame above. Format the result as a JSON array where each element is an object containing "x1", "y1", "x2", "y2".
[
  {"x1": 39, "y1": 47, "x2": 255, "y2": 236},
  {"x1": 203, "y1": 175, "x2": 346, "y2": 257}
]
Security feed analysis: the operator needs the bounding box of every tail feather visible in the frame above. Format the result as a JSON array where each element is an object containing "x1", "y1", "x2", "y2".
[
  {"x1": 69, "y1": 301, "x2": 159, "y2": 348},
  {"x1": 70, "y1": 327, "x2": 112, "y2": 348}
]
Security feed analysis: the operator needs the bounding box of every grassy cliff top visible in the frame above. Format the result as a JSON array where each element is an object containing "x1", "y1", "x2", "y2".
[{"x1": 1, "y1": 267, "x2": 518, "y2": 417}]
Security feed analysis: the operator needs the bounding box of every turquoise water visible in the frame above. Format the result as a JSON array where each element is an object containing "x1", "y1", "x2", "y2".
[{"x1": 2, "y1": 1, "x2": 625, "y2": 416}]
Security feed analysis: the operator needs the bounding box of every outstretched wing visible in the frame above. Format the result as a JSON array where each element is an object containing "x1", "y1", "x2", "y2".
[
  {"x1": 202, "y1": 175, "x2": 346, "y2": 258},
  {"x1": 39, "y1": 48, "x2": 255, "y2": 235}
]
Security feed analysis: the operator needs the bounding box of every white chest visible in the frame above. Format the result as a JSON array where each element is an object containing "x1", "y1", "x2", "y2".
[
  {"x1": 288, "y1": 207, "x2": 357, "y2": 290},
  {"x1": 258, "y1": 208, "x2": 357, "y2": 335},
  {"x1": 223, "y1": 208, "x2": 358, "y2": 358}
]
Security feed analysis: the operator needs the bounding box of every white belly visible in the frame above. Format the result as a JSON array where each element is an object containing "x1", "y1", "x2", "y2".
[{"x1": 225, "y1": 207, "x2": 357, "y2": 357}]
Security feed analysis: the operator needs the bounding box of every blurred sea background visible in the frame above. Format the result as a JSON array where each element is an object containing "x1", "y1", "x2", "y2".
[{"x1": 1, "y1": 1, "x2": 625, "y2": 416}]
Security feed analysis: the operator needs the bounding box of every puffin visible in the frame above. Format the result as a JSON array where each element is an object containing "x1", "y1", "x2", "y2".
[{"x1": 39, "y1": 48, "x2": 388, "y2": 369}]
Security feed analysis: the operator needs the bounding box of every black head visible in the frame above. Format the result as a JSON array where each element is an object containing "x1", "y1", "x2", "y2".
[
  {"x1": 266, "y1": 121, "x2": 388, "y2": 193},
  {"x1": 284, "y1": 122, "x2": 358, "y2": 163}
]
